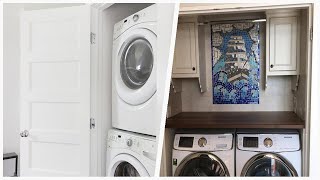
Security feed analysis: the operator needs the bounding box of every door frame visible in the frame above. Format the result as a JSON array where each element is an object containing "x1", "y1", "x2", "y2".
[{"x1": 89, "y1": 3, "x2": 113, "y2": 176}]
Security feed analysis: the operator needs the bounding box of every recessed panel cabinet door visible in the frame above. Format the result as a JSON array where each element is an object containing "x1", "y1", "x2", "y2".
[
  {"x1": 269, "y1": 16, "x2": 298, "y2": 72},
  {"x1": 20, "y1": 5, "x2": 90, "y2": 176},
  {"x1": 172, "y1": 22, "x2": 198, "y2": 76}
]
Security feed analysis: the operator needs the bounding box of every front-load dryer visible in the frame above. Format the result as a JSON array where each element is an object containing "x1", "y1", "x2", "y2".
[
  {"x1": 106, "y1": 128, "x2": 156, "y2": 176},
  {"x1": 236, "y1": 129, "x2": 301, "y2": 176},
  {"x1": 172, "y1": 131, "x2": 235, "y2": 176},
  {"x1": 112, "y1": 4, "x2": 158, "y2": 136}
]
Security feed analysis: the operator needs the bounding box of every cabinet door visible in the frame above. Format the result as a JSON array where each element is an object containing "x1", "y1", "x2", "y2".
[
  {"x1": 20, "y1": 5, "x2": 91, "y2": 176},
  {"x1": 269, "y1": 16, "x2": 298, "y2": 73},
  {"x1": 172, "y1": 22, "x2": 198, "y2": 76}
]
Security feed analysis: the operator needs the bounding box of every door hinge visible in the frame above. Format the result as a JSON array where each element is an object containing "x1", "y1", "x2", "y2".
[
  {"x1": 310, "y1": 27, "x2": 313, "y2": 41},
  {"x1": 90, "y1": 118, "x2": 95, "y2": 129},
  {"x1": 90, "y1": 32, "x2": 96, "y2": 44}
]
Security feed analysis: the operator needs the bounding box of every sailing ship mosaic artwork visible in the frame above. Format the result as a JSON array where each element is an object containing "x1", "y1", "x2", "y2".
[{"x1": 211, "y1": 22, "x2": 260, "y2": 104}]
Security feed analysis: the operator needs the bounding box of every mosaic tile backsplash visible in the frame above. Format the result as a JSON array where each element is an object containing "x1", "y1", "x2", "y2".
[{"x1": 211, "y1": 22, "x2": 260, "y2": 104}]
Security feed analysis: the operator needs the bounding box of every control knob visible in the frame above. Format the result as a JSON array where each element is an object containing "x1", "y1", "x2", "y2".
[
  {"x1": 264, "y1": 138, "x2": 273, "y2": 148},
  {"x1": 133, "y1": 14, "x2": 139, "y2": 22},
  {"x1": 198, "y1": 137, "x2": 207, "y2": 147},
  {"x1": 126, "y1": 139, "x2": 133, "y2": 147}
]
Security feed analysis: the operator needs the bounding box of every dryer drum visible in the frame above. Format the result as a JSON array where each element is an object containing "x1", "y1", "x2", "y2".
[
  {"x1": 120, "y1": 37, "x2": 154, "y2": 90},
  {"x1": 174, "y1": 152, "x2": 230, "y2": 176},
  {"x1": 241, "y1": 153, "x2": 298, "y2": 176},
  {"x1": 114, "y1": 161, "x2": 140, "y2": 176}
]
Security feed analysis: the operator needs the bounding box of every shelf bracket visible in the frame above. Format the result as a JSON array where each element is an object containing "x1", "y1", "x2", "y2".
[
  {"x1": 198, "y1": 77, "x2": 207, "y2": 93},
  {"x1": 171, "y1": 79, "x2": 182, "y2": 93}
]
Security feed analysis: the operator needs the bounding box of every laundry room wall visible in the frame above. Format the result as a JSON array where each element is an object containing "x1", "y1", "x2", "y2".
[
  {"x1": 179, "y1": 14, "x2": 296, "y2": 112},
  {"x1": 3, "y1": 4, "x2": 23, "y2": 171}
]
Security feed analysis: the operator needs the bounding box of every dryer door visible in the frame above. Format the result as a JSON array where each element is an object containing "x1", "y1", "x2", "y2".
[
  {"x1": 114, "y1": 26, "x2": 157, "y2": 105},
  {"x1": 241, "y1": 153, "x2": 298, "y2": 176},
  {"x1": 174, "y1": 152, "x2": 230, "y2": 176},
  {"x1": 107, "y1": 153, "x2": 149, "y2": 177}
]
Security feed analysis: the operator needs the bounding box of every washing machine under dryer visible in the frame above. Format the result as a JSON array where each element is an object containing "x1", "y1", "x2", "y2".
[
  {"x1": 106, "y1": 129, "x2": 156, "y2": 176},
  {"x1": 112, "y1": 4, "x2": 158, "y2": 136},
  {"x1": 236, "y1": 130, "x2": 301, "y2": 176},
  {"x1": 172, "y1": 132, "x2": 235, "y2": 176}
]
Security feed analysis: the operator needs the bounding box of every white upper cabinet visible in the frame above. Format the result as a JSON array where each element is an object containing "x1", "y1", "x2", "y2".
[
  {"x1": 172, "y1": 21, "x2": 199, "y2": 78},
  {"x1": 267, "y1": 10, "x2": 300, "y2": 76}
]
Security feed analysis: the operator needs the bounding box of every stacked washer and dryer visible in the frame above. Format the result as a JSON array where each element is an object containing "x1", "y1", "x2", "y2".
[
  {"x1": 106, "y1": 5, "x2": 158, "y2": 177},
  {"x1": 172, "y1": 129, "x2": 301, "y2": 177}
]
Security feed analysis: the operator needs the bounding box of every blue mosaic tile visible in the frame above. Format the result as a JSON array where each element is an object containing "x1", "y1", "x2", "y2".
[{"x1": 211, "y1": 23, "x2": 260, "y2": 104}]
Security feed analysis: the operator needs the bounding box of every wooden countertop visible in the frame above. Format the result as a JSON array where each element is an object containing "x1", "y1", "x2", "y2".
[{"x1": 166, "y1": 111, "x2": 305, "y2": 129}]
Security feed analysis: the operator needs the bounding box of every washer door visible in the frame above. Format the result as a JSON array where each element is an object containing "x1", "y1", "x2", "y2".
[
  {"x1": 241, "y1": 153, "x2": 298, "y2": 176},
  {"x1": 115, "y1": 27, "x2": 156, "y2": 105},
  {"x1": 108, "y1": 154, "x2": 149, "y2": 177},
  {"x1": 174, "y1": 153, "x2": 230, "y2": 176}
]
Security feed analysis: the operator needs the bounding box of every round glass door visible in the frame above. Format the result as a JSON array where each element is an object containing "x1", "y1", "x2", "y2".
[
  {"x1": 242, "y1": 153, "x2": 298, "y2": 176},
  {"x1": 108, "y1": 154, "x2": 149, "y2": 177},
  {"x1": 175, "y1": 153, "x2": 229, "y2": 176},
  {"x1": 114, "y1": 161, "x2": 140, "y2": 176},
  {"x1": 120, "y1": 38, "x2": 153, "y2": 90}
]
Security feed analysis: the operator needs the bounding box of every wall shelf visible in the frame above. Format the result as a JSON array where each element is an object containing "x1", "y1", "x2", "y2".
[{"x1": 166, "y1": 111, "x2": 304, "y2": 129}]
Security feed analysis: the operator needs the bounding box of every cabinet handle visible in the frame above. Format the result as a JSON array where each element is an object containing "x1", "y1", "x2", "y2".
[
  {"x1": 192, "y1": 67, "x2": 195, "y2": 71},
  {"x1": 270, "y1": 64, "x2": 274, "y2": 68}
]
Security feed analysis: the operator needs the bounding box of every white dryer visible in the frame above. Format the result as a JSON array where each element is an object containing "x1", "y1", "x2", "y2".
[
  {"x1": 112, "y1": 4, "x2": 158, "y2": 136},
  {"x1": 236, "y1": 130, "x2": 301, "y2": 176},
  {"x1": 106, "y1": 129, "x2": 156, "y2": 176},
  {"x1": 172, "y1": 132, "x2": 235, "y2": 176}
]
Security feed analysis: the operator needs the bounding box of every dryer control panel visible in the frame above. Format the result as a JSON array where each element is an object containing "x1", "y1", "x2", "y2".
[
  {"x1": 237, "y1": 133, "x2": 300, "y2": 152},
  {"x1": 173, "y1": 134, "x2": 233, "y2": 151},
  {"x1": 113, "y1": 4, "x2": 157, "y2": 39},
  {"x1": 107, "y1": 129, "x2": 156, "y2": 159}
]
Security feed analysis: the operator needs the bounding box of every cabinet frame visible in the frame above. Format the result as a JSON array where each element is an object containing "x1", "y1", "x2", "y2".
[
  {"x1": 266, "y1": 10, "x2": 300, "y2": 76},
  {"x1": 172, "y1": 17, "x2": 200, "y2": 78}
]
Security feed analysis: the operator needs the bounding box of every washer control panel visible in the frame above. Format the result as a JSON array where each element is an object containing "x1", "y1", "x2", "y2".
[
  {"x1": 237, "y1": 133, "x2": 300, "y2": 152},
  {"x1": 107, "y1": 129, "x2": 156, "y2": 157},
  {"x1": 113, "y1": 5, "x2": 156, "y2": 39},
  {"x1": 174, "y1": 134, "x2": 233, "y2": 151}
]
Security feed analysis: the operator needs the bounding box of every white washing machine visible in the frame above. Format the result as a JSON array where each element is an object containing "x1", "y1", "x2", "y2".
[
  {"x1": 106, "y1": 129, "x2": 156, "y2": 176},
  {"x1": 172, "y1": 132, "x2": 235, "y2": 176},
  {"x1": 112, "y1": 4, "x2": 158, "y2": 136},
  {"x1": 236, "y1": 130, "x2": 301, "y2": 176}
]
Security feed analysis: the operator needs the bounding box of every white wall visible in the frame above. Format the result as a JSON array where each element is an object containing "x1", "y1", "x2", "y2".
[
  {"x1": 181, "y1": 77, "x2": 294, "y2": 112},
  {"x1": 3, "y1": 4, "x2": 23, "y2": 176}
]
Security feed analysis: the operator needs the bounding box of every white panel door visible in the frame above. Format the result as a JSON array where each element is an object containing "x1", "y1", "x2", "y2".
[
  {"x1": 20, "y1": 5, "x2": 90, "y2": 176},
  {"x1": 269, "y1": 16, "x2": 298, "y2": 72},
  {"x1": 172, "y1": 22, "x2": 198, "y2": 75}
]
